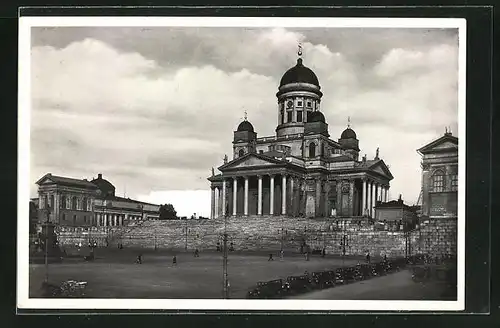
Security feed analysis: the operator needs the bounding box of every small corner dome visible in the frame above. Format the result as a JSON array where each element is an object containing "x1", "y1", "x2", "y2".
[
  {"x1": 307, "y1": 111, "x2": 326, "y2": 123},
  {"x1": 341, "y1": 127, "x2": 357, "y2": 139},
  {"x1": 279, "y1": 58, "x2": 320, "y2": 88},
  {"x1": 237, "y1": 120, "x2": 254, "y2": 132}
]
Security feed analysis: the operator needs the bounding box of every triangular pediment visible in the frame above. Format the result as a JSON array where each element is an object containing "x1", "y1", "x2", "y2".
[
  {"x1": 433, "y1": 141, "x2": 458, "y2": 150},
  {"x1": 368, "y1": 160, "x2": 394, "y2": 180},
  {"x1": 35, "y1": 174, "x2": 56, "y2": 186},
  {"x1": 418, "y1": 134, "x2": 458, "y2": 154},
  {"x1": 219, "y1": 153, "x2": 283, "y2": 171}
]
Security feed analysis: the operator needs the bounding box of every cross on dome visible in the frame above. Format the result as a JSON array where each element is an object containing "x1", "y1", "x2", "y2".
[
  {"x1": 298, "y1": 42, "x2": 303, "y2": 57},
  {"x1": 348, "y1": 116, "x2": 351, "y2": 128},
  {"x1": 244, "y1": 110, "x2": 248, "y2": 121}
]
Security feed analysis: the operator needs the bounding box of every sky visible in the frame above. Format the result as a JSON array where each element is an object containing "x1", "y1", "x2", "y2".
[{"x1": 29, "y1": 25, "x2": 459, "y2": 217}]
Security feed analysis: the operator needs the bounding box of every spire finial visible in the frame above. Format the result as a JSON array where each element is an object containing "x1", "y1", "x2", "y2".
[
  {"x1": 244, "y1": 110, "x2": 248, "y2": 121},
  {"x1": 347, "y1": 116, "x2": 351, "y2": 128},
  {"x1": 298, "y1": 42, "x2": 303, "y2": 57}
]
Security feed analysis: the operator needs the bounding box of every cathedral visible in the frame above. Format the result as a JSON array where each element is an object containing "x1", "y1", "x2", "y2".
[{"x1": 208, "y1": 52, "x2": 394, "y2": 219}]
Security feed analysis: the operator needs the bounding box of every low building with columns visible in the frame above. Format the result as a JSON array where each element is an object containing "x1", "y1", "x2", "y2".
[
  {"x1": 208, "y1": 54, "x2": 393, "y2": 219},
  {"x1": 35, "y1": 173, "x2": 160, "y2": 228}
]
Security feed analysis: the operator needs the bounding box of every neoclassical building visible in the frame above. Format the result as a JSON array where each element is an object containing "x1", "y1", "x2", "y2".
[
  {"x1": 208, "y1": 54, "x2": 394, "y2": 219},
  {"x1": 418, "y1": 130, "x2": 458, "y2": 219},
  {"x1": 35, "y1": 173, "x2": 160, "y2": 228}
]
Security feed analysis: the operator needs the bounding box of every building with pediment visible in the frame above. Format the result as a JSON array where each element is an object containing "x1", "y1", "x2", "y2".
[
  {"x1": 418, "y1": 130, "x2": 458, "y2": 219},
  {"x1": 35, "y1": 173, "x2": 160, "y2": 228},
  {"x1": 208, "y1": 55, "x2": 394, "y2": 219}
]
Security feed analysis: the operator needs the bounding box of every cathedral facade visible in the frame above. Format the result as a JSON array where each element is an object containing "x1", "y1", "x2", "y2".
[{"x1": 208, "y1": 55, "x2": 394, "y2": 219}]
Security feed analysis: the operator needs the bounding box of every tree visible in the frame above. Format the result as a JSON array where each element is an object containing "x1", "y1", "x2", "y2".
[{"x1": 159, "y1": 203, "x2": 178, "y2": 220}]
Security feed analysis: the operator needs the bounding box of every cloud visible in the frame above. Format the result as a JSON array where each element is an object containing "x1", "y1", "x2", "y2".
[{"x1": 29, "y1": 26, "x2": 459, "y2": 216}]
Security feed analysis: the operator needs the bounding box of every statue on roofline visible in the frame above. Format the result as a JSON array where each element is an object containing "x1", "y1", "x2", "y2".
[
  {"x1": 211, "y1": 167, "x2": 215, "y2": 176},
  {"x1": 223, "y1": 154, "x2": 228, "y2": 164}
]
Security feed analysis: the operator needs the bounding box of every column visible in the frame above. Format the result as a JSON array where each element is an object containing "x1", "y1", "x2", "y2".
[
  {"x1": 233, "y1": 177, "x2": 238, "y2": 216},
  {"x1": 366, "y1": 181, "x2": 373, "y2": 217},
  {"x1": 210, "y1": 187, "x2": 215, "y2": 219},
  {"x1": 324, "y1": 179, "x2": 330, "y2": 217},
  {"x1": 244, "y1": 176, "x2": 249, "y2": 216},
  {"x1": 270, "y1": 175, "x2": 275, "y2": 215},
  {"x1": 257, "y1": 175, "x2": 263, "y2": 215},
  {"x1": 119, "y1": 215, "x2": 123, "y2": 226},
  {"x1": 336, "y1": 180, "x2": 342, "y2": 216},
  {"x1": 281, "y1": 174, "x2": 287, "y2": 215},
  {"x1": 315, "y1": 178, "x2": 321, "y2": 217},
  {"x1": 362, "y1": 179, "x2": 367, "y2": 216},
  {"x1": 349, "y1": 180, "x2": 355, "y2": 216},
  {"x1": 222, "y1": 179, "x2": 227, "y2": 217},
  {"x1": 96, "y1": 213, "x2": 100, "y2": 226},
  {"x1": 214, "y1": 187, "x2": 219, "y2": 218},
  {"x1": 371, "y1": 182, "x2": 376, "y2": 219},
  {"x1": 378, "y1": 184, "x2": 382, "y2": 202},
  {"x1": 289, "y1": 177, "x2": 294, "y2": 216}
]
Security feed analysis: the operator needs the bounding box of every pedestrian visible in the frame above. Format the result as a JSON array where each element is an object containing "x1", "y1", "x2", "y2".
[
  {"x1": 280, "y1": 249, "x2": 284, "y2": 261},
  {"x1": 322, "y1": 247, "x2": 326, "y2": 258},
  {"x1": 136, "y1": 254, "x2": 142, "y2": 264},
  {"x1": 366, "y1": 251, "x2": 371, "y2": 263},
  {"x1": 194, "y1": 248, "x2": 199, "y2": 257},
  {"x1": 172, "y1": 255, "x2": 177, "y2": 266},
  {"x1": 268, "y1": 253, "x2": 274, "y2": 261}
]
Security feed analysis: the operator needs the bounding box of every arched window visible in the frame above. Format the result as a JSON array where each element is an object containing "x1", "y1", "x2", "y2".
[
  {"x1": 432, "y1": 170, "x2": 445, "y2": 192},
  {"x1": 238, "y1": 149, "x2": 245, "y2": 157},
  {"x1": 83, "y1": 197, "x2": 88, "y2": 211},
  {"x1": 61, "y1": 195, "x2": 66, "y2": 209},
  {"x1": 309, "y1": 142, "x2": 316, "y2": 158},
  {"x1": 72, "y1": 196, "x2": 77, "y2": 210}
]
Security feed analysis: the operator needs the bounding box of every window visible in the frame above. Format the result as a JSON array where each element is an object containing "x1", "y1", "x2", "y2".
[
  {"x1": 297, "y1": 110, "x2": 303, "y2": 122},
  {"x1": 61, "y1": 195, "x2": 66, "y2": 209},
  {"x1": 62, "y1": 214, "x2": 66, "y2": 221},
  {"x1": 84, "y1": 216, "x2": 87, "y2": 223},
  {"x1": 287, "y1": 111, "x2": 293, "y2": 122},
  {"x1": 306, "y1": 101, "x2": 312, "y2": 108},
  {"x1": 451, "y1": 174, "x2": 458, "y2": 191},
  {"x1": 73, "y1": 215, "x2": 77, "y2": 224},
  {"x1": 309, "y1": 142, "x2": 316, "y2": 157},
  {"x1": 280, "y1": 109, "x2": 284, "y2": 124},
  {"x1": 44, "y1": 195, "x2": 48, "y2": 209},
  {"x1": 50, "y1": 194, "x2": 54, "y2": 209},
  {"x1": 238, "y1": 149, "x2": 245, "y2": 157},
  {"x1": 297, "y1": 100, "x2": 303, "y2": 107},
  {"x1": 259, "y1": 150, "x2": 263, "y2": 154},
  {"x1": 72, "y1": 196, "x2": 77, "y2": 210},
  {"x1": 432, "y1": 170, "x2": 445, "y2": 192},
  {"x1": 83, "y1": 197, "x2": 88, "y2": 211}
]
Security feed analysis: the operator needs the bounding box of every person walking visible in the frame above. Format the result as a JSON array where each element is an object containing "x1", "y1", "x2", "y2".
[
  {"x1": 172, "y1": 255, "x2": 177, "y2": 266},
  {"x1": 280, "y1": 249, "x2": 284, "y2": 261}
]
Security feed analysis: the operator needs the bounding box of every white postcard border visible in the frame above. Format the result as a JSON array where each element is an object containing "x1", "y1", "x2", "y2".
[{"x1": 17, "y1": 16, "x2": 467, "y2": 311}]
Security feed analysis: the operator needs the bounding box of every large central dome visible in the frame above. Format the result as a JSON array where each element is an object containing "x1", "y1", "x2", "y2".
[{"x1": 279, "y1": 58, "x2": 320, "y2": 87}]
